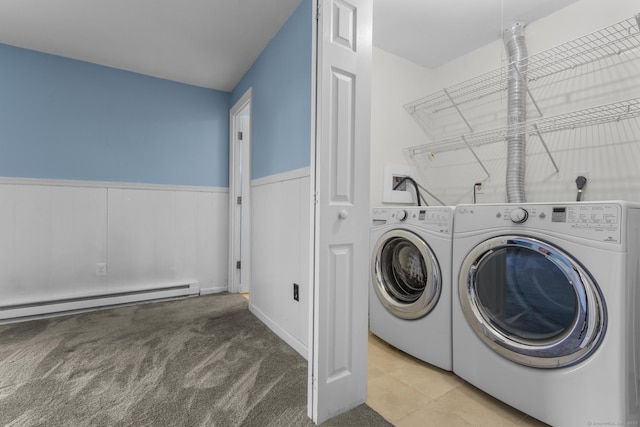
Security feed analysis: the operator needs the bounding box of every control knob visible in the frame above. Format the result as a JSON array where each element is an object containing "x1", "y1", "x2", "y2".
[
  {"x1": 397, "y1": 210, "x2": 408, "y2": 221},
  {"x1": 510, "y1": 207, "x2": 529, "y2": 224}
]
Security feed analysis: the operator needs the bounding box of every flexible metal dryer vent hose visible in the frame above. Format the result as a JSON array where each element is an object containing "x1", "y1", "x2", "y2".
[{"x1": 504, "y1": 22, "x2": 528, "y2": 203}]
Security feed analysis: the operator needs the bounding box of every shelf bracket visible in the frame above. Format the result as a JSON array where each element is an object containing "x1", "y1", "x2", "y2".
[
  {"x1": 443, "y1": 88, "x2": 474, "y2": 133},
  {"x1": 512, "y1": 65, "x2": 544, "y2": 118},
  {"x1": 461, "y1": 135, "x2": 490, "y2": 180},
  {"x1": 532, "y1": 124, "x2": 560, "y2": 174}
]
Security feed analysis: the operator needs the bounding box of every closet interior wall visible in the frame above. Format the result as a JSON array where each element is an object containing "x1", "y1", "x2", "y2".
[{"x1": 402, "y1": 2, "x2": 640, "y2": 205}]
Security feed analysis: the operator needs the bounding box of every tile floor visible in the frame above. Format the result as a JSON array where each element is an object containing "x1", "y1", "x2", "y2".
[
  {"x1": 366, "y1": 331, "x2": 548, "y2": 426},
  {"x1": 241, "y1": 293, "x2": 546, "y2": 426}
]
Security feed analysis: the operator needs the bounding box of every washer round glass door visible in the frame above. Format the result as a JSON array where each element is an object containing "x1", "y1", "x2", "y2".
[
  {"x1": 459, "y1": 235, "x2": 606, "y2": 368},
  {"x1": 372, "y1": 229, "x2": 441, "y2": 320}
]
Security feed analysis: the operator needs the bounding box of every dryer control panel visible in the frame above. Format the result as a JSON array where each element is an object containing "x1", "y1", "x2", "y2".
[{"x1": 454, "y1": 202, "x2": 625, "y2": 244}]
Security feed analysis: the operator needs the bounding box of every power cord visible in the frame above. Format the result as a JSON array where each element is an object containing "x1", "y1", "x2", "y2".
[
  {"x1": 575, "y1": 176, "x2": 587, "y2": 202},
  {"x1": 393, "y1": 176, "x2": 425, "y2": 206},
  {"x1": 413, "y1": 181, "x2": 445, "y2": 206},
  {"x1": 473, "y1": 182, "x2": 482, "y2": 204}
]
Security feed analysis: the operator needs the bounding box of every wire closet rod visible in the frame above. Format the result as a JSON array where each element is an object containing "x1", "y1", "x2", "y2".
[
  {"x1": 406, "y1": 98, "x2": 640, "y2": 156},
  {"x1": 404, "y1": 13, "x2": 640, "y2": 116}
]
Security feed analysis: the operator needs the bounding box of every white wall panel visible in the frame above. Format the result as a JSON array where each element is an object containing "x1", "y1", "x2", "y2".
[
  {"x1": 280, "y1": 177, "x2": 299, "y2": 336},
  {"x1": 250, "y1": 169, "x2": 310, "y2": 355},
  {"x1": 198, "y1": 191, "x2": 229, "y2": 294},
  {"x1": 297, "y1": 176, "x2": 310, "y2": 348},
  {"x1": 196, "y1": 191, "x2": 214, "y2": 290},
  {"x1": 108, "y1": 189, "x2": 149, "y2": 288},
  {"x1": 0, "y1": 185, "x2": 15, "y2": 302},
  {"x1": 108, "y1": 188, "x2": 226, "y2": 293},
  {"x1": 13, "y1": 186, "x2": 52, "y2": 304},
  {"x1": 174, "y1": 191, "x2": 199, "y2": 280},
  {"x1": 251, "y1": 178, "x2": 282, "y2": 321},
  {"x1": 154, "y1": 191, "x2": 179, "y2": 280},
  {"x1": 6, "y1": 185, "x2": 108, "y2": 305},
  {"x1": 210, "y1": 192, "x2": 229, "y2": 290},
  {"x1": 108, "y1": 189, "x2": 151, "y2": 289},
  {"x1": 0, "y1": 179, "x2": 228, "y2": 314},
  {"x1": 50, "y1": 186, "x2": 107, "y2": 298}
]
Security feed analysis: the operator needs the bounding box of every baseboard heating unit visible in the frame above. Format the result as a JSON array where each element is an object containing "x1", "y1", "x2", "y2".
[{"x1": 0, "y1": 282, "x2": 200, "y2": 322}]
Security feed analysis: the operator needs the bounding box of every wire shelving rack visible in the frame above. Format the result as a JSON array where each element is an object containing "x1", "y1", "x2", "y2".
[{"x1": 404, "y1": 13, "x2": 640, "y2": 180}]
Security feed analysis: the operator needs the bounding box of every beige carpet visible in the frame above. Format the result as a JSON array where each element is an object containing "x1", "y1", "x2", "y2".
[{"x1": 0, "y1": 292, "x2": 390, "y2": 426}]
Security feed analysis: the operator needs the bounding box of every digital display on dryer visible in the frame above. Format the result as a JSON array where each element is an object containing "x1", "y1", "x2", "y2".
[{"x1": 552, "y1": 207, "x2": 566, "y2": 222}]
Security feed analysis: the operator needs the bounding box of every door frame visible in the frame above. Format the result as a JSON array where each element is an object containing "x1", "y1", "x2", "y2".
[
  {"x1": 307, "y1": 0, "x2": 319, "y2": 418},
  {"x1": 228, "y1": 88, "x2": 252, "y2": 294}
]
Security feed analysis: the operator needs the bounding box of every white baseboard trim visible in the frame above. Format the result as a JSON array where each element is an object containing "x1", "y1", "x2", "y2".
[
  {"x1": 0, "y1": 283, "x2": 199, "y2": 321},
  {"x1": 250, "y1": 167, "x2": 310, "y2": 188},
  {"x1": 199, "y1": 285, "x2": 228, "y2": 295},
  {"x1": 249, "y1": 302, "x2": 308, "y2": 360}
]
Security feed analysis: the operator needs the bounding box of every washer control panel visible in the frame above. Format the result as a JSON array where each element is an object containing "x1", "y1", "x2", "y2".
[{"x1": 372, "y1": 207, "x2": 453, "y2": 234}]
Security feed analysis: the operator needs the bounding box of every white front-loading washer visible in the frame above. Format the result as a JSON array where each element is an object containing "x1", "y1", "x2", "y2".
[
  {"x1": 370, "y1": 206, "x2": 454, "y2": 371},
  {"x1": 452, "y1": 201, "x2": 640, "y2": 426}
]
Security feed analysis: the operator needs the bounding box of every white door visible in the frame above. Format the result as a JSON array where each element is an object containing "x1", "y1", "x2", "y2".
[
  {"x1": 309, "y1": 0, "x2": 372, "y2": 423},
  {"x1": 229, "y1": 89, "x2": 252, "y2": 294}
]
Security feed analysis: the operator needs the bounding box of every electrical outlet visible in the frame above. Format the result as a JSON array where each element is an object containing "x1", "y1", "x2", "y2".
[
  {"x1": 392, "y1": 175, "x2": 407, "y2": 191},
  {"x1": 96, "y1": 263, "x2": 107, "y2": 276},
  {"x1": 293, "y1": 283, "x2": 299, "y2": 301}
]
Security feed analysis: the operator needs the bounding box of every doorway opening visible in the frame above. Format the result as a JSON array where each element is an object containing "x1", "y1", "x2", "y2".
[{"x1": 229, "y1": 88, "x2": 252, "y2": 295}]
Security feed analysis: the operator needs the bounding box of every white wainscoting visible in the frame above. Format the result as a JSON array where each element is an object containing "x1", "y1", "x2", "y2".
[
  {"x1": 0, "y1": 178, "x2": 228, "y2": 320},
  {"x1": 250, "y1": 167, "x2": 310, "y2": 358}
]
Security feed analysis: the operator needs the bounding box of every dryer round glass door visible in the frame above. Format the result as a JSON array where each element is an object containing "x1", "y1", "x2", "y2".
[
  {"x1": 459, "y1": 235, "x2": 606, "y2": 368},
  {"x1": 372, "y1": 229, "x2": 441, "y2": 320}
]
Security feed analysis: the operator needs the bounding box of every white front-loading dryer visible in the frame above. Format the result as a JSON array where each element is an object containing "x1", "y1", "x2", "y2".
[
  {"x1": 452, "y1": 201, "x2": 640, "y2": 426},
  {"x1": 370, "y1": 206, "x2": 454, "y2": 371}
]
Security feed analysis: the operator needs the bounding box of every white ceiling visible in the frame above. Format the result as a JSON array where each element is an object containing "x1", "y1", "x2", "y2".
[
  {"x1": 0, "y1": 0, "x2": 303, "y2": 92},
  {"x1": 0, "y1": 0, "x2": 581, "y2": 92},
  {"x1": 373, "y1": 0, "x2": 582, "y2": 69}
]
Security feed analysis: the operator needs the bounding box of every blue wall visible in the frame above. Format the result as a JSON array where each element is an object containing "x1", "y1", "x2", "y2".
[
  {"x1": 231, "y1": 0, "x2": 312, "y2": 180},
  {"x1": 0, "y1": 43, "x2": 229, "y2": 187}
]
